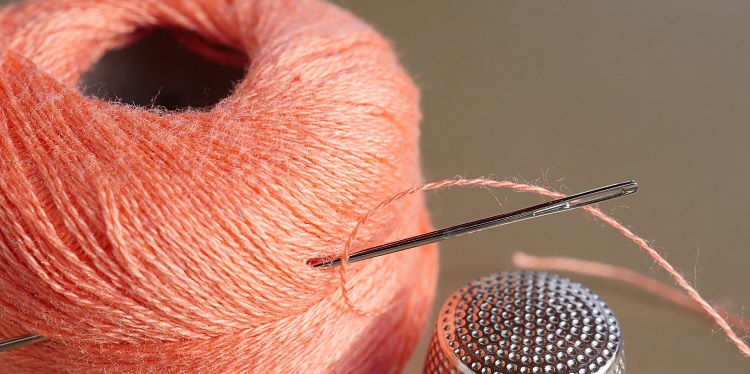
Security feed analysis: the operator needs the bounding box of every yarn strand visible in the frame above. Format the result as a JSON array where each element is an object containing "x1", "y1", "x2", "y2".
[
  {"x1": 0, "y1": 0, "x2": 437, "y2": 371},
  {"x1": 511, "y1": 251, "x2": 750, "y2": 332},
  {"x1": 337, "y1": 178, "x2": 750, "y2": 359}
]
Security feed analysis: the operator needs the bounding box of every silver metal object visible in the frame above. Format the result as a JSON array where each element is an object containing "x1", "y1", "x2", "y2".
[
  {"x1": 0, "y1": 334, "x2": 46, "y2": 352},
  {"x1": 311, "y1": 180, "x2": 638, "y2": 268},
  {"x1": 425, "y1": 271, "x2": 625, "y2": 374},
  {"x1": 0, "y1": 180, "x2": 638, "y2": 352}
]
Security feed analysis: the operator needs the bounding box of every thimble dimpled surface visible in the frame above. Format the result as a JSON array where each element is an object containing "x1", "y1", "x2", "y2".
[{"x1": 424, "y1": 271, "x2": 625, "y2": 374}]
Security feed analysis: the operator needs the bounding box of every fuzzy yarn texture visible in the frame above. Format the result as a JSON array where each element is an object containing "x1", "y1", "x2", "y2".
[{"x1": 0, "y1": 0, "x2": 438, "y2": 372}]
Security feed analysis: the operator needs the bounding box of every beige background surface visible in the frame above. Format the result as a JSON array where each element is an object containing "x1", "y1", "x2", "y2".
[
  {"x1": 329, "y1": 1, "x2": 750, "y2": 373},
  {"x1": 3, "y1": 0, "x2": 749, "y2": 372}
]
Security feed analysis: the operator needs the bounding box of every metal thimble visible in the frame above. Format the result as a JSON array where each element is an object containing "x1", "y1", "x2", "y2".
[{"x1": 424, "y1": 271, "x2": 625, "y2": 374}]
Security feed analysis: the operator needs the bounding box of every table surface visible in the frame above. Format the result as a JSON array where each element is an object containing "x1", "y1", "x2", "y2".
[{"x1": 328, "y1": 1, "x2": 750, "y2": 372}]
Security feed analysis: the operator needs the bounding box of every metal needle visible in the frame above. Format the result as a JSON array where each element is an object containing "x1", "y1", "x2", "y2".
[
  {"x1": 309, "y1": 180, "x2": 639, "y2": 268},
  {"x1": 0, "y1": 180, "x2": 639, "y2": 352},
  {"x1": 0, "y1": 334, "x2": 46, "y2": 352}
]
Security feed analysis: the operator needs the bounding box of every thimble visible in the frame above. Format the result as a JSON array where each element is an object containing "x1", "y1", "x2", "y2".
[{"x1": 424, "y1": 271, "x2": 625, "y2": 374}]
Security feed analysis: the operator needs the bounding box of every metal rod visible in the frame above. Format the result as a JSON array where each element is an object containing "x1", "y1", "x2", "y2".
[
  {"x1": 0, "y1": 334, "x2": 46, "y2": 352},
  {"x1": 310, "y1": 180, "x2": 638, "y2": 268},
  {"x1": 0, "y1": 180, "x2": 639, "y2": 352}
]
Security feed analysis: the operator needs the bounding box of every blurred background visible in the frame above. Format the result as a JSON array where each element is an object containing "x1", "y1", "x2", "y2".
[
  {"x1": 328, "y1": 1, "x2": 750, "y2": 372},
  {"x1": 3, "y1": 0, "x2": 749, "y2": 372}
]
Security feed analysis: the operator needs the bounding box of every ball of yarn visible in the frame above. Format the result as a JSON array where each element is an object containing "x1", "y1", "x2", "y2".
[{"x1": 0, "y1": 0, "x2": 438, "y2": 372}]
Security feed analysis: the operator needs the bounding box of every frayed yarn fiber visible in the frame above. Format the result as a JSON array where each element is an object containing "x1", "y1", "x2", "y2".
[{"x1": 0, "y1": 0, "x2": 438, "y2": 372}]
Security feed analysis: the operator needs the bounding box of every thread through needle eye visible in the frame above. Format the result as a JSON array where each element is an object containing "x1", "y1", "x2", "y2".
[
  {"x1": 308, "y1": 180, "x2": 639, "y2": 268},
  {"x1": 0, "y1": 180, "x2": 638, "y2": 352}
]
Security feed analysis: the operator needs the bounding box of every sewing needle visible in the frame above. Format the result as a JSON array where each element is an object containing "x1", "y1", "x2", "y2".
[
  {"x1": 309, "y1": 180, "x2": 639, "y2": 268},
  {"x1": 0, "y1": 334, "x2": 46, "y2": 352},
  {"x1": 0, "y1": 180, "x2": 638, "y2": 351}
]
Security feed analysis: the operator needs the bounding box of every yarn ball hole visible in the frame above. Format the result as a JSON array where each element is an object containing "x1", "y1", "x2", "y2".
[{"x1": 80, "y1": 28, "x2": 247, "y2": 111}]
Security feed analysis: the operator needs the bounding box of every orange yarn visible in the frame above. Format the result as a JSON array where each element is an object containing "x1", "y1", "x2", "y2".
[
  {"x1": 0, "y1": 0, "x2": 437, "y2": 372},
  {"x1": 512, "y1": 252, "x2": 750, "y2": 333},
  {"x1": 344, "y1": 177, "x2": 750, "y2": 361}
]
